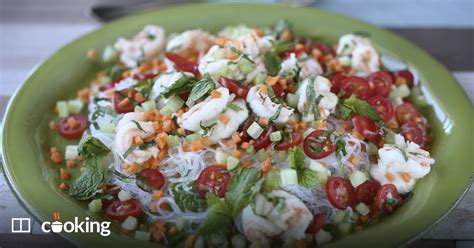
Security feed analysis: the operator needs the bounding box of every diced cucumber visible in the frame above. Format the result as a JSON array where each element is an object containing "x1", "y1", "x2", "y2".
[
  {"x1": 238, "y1": 59, "x2": 255, "y2": 74},
  {"x1": 141, "y1": 100, "x2": 156, "y2": 112},
  {"x1": 314, "y1": 229, "x2": 332, "y2": 246},
  {"x1": 88, "y1": 199, "x2": 102, "y2": 213},
  {"x1": 286, "y1": 93, "x2": 299, "y2": 108},
  {"x1": 332, "y1": 210, "x2": 346, "y2": 224},
  {"x1": 276, "y1": 150, "x2": 287, "y2": 162},
  {"x1": 121, "y1": 216, "x2": 138, "y2": 231},
  {"x1": 67, "y1": 99, "x2": 84, "y2": 114},
  {"x1": 302, "y1": 114, "x2": 315, "y2": 122},
  {"x1": 175, "y1": 218, "x2": 187, "y2": 231},
  {"x1": 264, "y1": 170, "x2": 281, "y2": 192},
  {"x1": 355, "y1": 202, "x2": 370, "y2": 216},
  {"x1": 245, "y1": 145, "x2": 255, "y2": 155},
  {"x1": 256, "y1": 149, "x2": 267, "y2": 162},
  {"x1": 368, "y1": 141, "x2": 379, "y2": 155},
  {"x1": 226, "y1": 156, "x2": 240, "y2": 171},
  {"x1": 254, "y1": 72, "x2": 267, "y2": 85},
  {"x1": 231, "y1": 234, "x2": 247, "y2": 248},
  {"x1": 280, "y1": 169, "x2": 298, "y2": 186},
  {"x1": 135, "y1": 230, "x2": 151, "y2": 241},
  {"x1": 64, "y1": 145, "x2": 79, "y2": 160},
  {"x1": 338, "y1": 222, "x2": 352, "y2": 236},
  {"x1": 215, "y1": 148, "x2": 230, "y2": 165},
  {"x1": 349, "y1": 171, "x2": 368, "y2": 187},
  {"x1": 57, "y1": 101, "x2": 69, "y2": 117},
  {"x1": 397, "y1": 84, "x2": 411, "y2": 98},
  {"x1": 159, "y1": 105, "x2": 174, "y2": 116},
  {"x1": 102, "y1": 45, "x2": 117, "y2": 64},
  {"x1": 247, "y1": 122, "x2": 264, "y2": 139},
  {"x1": 309, "y1": 160, "x2": 330, "y2": 184},
  {"x1": 134, "y1": 105, "x2": 144, "y2": 112},
  {"x1": 118, "y1": 190, "x2": 132, "y2": 202},
  {"x1": 167, "y1": 96, "x2": 184, "y2": 112},
  {"x1": 99, "y1": 122, "x2": 115, "y2": 133},
  {"x1": 384, "y1": 131, "x2": 396, "y2": 144},
  {"x1": 338, "y1": 56, "x2": 351, "y2": 67},
  {"x1": 270, "y1": 131, "x2": 282, "y2": 142},
  {"x1": 167, "y1": 135, "x2": 181, "y2": 148},
  {"x1": 185, "y1": 133, "x2": 201, "y2": 143}
]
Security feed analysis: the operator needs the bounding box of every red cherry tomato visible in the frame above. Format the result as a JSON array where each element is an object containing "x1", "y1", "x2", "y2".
[
  {"x1": 272, "y1": 83, "x2": 286, "y2": 98},
  {"x1": 57, "y1": 115, "x2": 87, "y2": 139},
  {"x1": 114, "y1": 90, "x2": 136, "y2": 114},
  {"x1": 325, "y1": 177, "x2": 356, "y2": 210},
  {"x1": 394, "y1": 69, "x2": 414, "y2": 87},
  {"x1": 99, "y1": 76, "x2": 124, "y2": 91},
  {"x1": 275, "y1": 132, "x2": 303, "y2": 151},
  {"x1": 195, "y1": 165, "x2": 231, "y2": 198},
  {"x1": 137, "y1": 169, "x2": 165, "y2": 192},
  {"x1": 352, "y1": 115, "x2": 380, "y2": 142},
  {"x1": 395, "y1": 102, "x2": 422, "y2": 125},
  {"x1": 253, "y1": 126, "x2": 277, "y2": 150},
  {"x1": 101, "y1": 186, "x2": 120, "y2": 209},
  {"x1": 355, "y1": 180, "x2": 381, "y2": 205},
  {"x1": 369, "y1": 96, "x2": 394, "y2": 122},
  {"x1": 239, "y1": 117, "x2": 255, "y2": 143},
  {"x1": 368, "y1": 71, "x2": 393, "y2": 97},
  {"x1": 218, "y1": 77, "x2": 249, "y2": 98},
  {"x1": 374, "y1": 184, "x2": 402, "y2": 214},
  {"x1": 303, "y1": 130, "x2": 336, "y2": 159},
  {"x1": 133, "y1": 72, "x2": 159, "y2": 81},
  {"x1": 306, "y1": 213, "x2": 326, "y2": 234},
  {"x1": 401, "y1": 122, "x2": 424, "y2": 145},
  {"x1": 309, "y1": 42, "x2": 336, "y2": 56},
  {"x1": 165, "y1": 52, "x2": 200, "y2": 77},
  {"x1": 329, "y1": 72, "x2": 347, "y2": 94},
  {"x1": 340, "y1": 76, "x2": 371, "y2": 100},
  {"x1": 106, "y1": 199, "x2": 142, "y2": 222}
]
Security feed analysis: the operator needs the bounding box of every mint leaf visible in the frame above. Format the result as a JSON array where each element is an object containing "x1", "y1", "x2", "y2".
[
  {"x1": 225, "y1": 168, "x2": 262, "y2": 217},
  {"x1": 197, "y1": 194, "x2": 233, "y2": 245},
  {"x1": 186, "y1": 73, "x2": 215, "y2": 107},
  {"x1": 263, "y1": 51, "x2": 281, "y2": 76},
  {"x1": 172, "y1": 184, "x2": 207, "y2": 213},
  {"x1": 288, "y1": 147, "x2": 305, "y2": 171},
  {"x1": 78, "y1": 135, "x2": 111, "y2": 160},
  {"x1": 339, "y1": 94, "x2": 381, "y2": 121},
  {"x1": 288, "y1": 147, "x2": 319, "y2": 188},
  {"x1": 298, "y1": 168, "x2": 319, "y2": 188},
  {"x1": 160, "y1": 74, "x2": 197, "y2": 99},
  {"x1": 68, "y1": 157, "x2": 105, "y2": 200}
]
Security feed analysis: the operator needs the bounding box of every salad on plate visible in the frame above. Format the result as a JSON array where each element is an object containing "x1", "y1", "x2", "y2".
[{"x1": 48, "y1": 20, "x2": 435, "y2": 247}]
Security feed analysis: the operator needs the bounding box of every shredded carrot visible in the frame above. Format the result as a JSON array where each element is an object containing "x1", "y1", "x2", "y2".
[
  {"x1": 215, "y1": 37, "x2": 228, "y2": 46},
  {"x1": 232, "y1": 133, "x2": 241, "y2": 144},
  {"x1": 134, "y1": 92, "x2": 145, "y2": 102},
  {"x1": 385, "y1": 172, "x2": 396, "y2": 182},
  {"x1": 152, "y1": 190, "x2": 164, "y2": 201},
  {"x1": 200, "y1": 137, "x2": 212, "y2": 147},
  {"x1": 182, "y1": 142, "x2": 190, "y2": 152},
  {"x1": 49, "y1": 121, "x2": 57, "y2": 131},
  {"x1": 162, "y1": 120, "x2": 175, "y2": 132},
  {"x1": 401, "y1": 172, "x2": 411, "y2": 182},
  {"x1": 266, "y1": 76, "x2": 280, "y2": 86},
  {"x1": 162, "y1": 114, "x2": 172, "y2": 121},
  {"x1": 137, "y1": 62, "x2": 153, "y2": 73},
  {"x1": 395, "y1": 76, "x2": 407, "y2": 86},
  {"x1": 387, "y1": 120, "x2": 399, "y2": 129},
  {"x1": 50, "y1": 151, "x2": 63, "y2": 164},
  {"x1": 281, "y1": 30, "x2": 293, "y2": 41},
  {"x1": 248, "y1": 140, "x2": 256, "y2": 145},
  {"x1": 121, "y1": 163, "x2": 129, "y2": 169},
  {"x1": 118, "y1": 98, "x2": 131, "y2": 108},
  {"x1": 278, "y1": 78, "x2": 288, "y2": 88},
  {"x1": 60, "y1": 168, "x2": 70, "y2": 180},
  {"x1": 348, "y1": 155, "x2": 361, "y2": 165},
  {"x1": 155, "y1": 133, "x2": 168, "y2": 150},
  {"x1": 240, "y1": 142, "x2": 250, "y2": 150},
  {"x1": 315, "y1": 120, "x2": 328, "y2": 130},
  {"x1": 74, "y1": 155, "x2": 82, "y2": 161},
  {"x1": 254, "y1": 28, "x2": 265, "y2": 37},
  {"x1": 258, "y1": 117, "x2": 269, "y2": 126},
  {"x1": 86, "y1": 48, "x2": 97, "y2": 59},
  {"x1": 145, "y1": 111, "x2": 155, "y2": 121},
  {"x1": 58, "y1": 182, "x2": 68, "y2": 191},
  {"x1": 219, "y1": 113, "x2": 230, "y2": 124},
  {"x1": 133, "y1": 135, "x2": 144, "y2": 145},
  {"x1": 261, "y1": 158, "x2": 272, "y2": 174},
  {"x1": 66, "y1": 160, "x2": 75, "y2": 168},
  {"x1": 149, "y1": 203, "x2": 158, "y2": 213},
  {"x1": 177, "y1": 128, "x2": 186, "y2": 136},
  {"x1": 67, "y1": 116, "x2": 79, "y2": 129},
  {"x1": 232, "y1": 150, "x2": 243, "y2": 159},
  {"x1": 191, "y1": 140, "x2": 203, "y2": 152},
  {"x1": 259, "y1": 85, "x2": 268, "y2": 94},
  {"x1": 211, "y1": 90, "x2": 222, "y2": 98},
  {"x1": 168, "y1": 226, "x2": 178, "y2": 236}
]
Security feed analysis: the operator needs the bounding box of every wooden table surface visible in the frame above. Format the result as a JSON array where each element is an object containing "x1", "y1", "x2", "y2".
[{"x1": 0, "y1": 0, "x2": 473, "y2": 247}]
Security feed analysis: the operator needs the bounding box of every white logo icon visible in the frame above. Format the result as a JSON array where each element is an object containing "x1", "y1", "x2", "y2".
[
  {"x1": 41, "y1": 212, "x2": 111, "y2": 237},
  {"x1": 11, "y1": 218, "x2": 31, "y2": 233}
]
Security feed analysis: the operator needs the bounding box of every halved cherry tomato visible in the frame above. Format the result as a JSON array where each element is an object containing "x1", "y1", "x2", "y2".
[
  {"x1": 275, "y1": 132, "x2": 303, "y2": 151},
  {"x1": 395, "y1": 102, "x2": 422, "y2": 125},
  {"x1": 303, "y1": 130, "x2": 336, "y2": 159},
  {"x1": 309, "y1": 42, "x2": 336, "y2": 57},
  {"x1": 368, "y1": 71, "x2": 393, "y2": 97},
  {"x1": 114, "y1": 90, "x2": 136, "y2": 114},
  {"x1": 394, "y1": 69, "x2": 414, "y2": 87},
  {"x1": 329, "y1": 72, "x2": 347, "y2": 94},
  {"x1": 239, "y1": 117, "x2": 255, "y2": 143},
  {"x1": 272, "y1": 83, "x2": 286, "y2": 98},
  {"x1": 101, "y1": 186, "x2": 120, "y2": 209},
  {"x1": 401, "y1": 122, "x2": 424, "y2": 145},
  {"x1": 165, "y1": 52, "x2": 200, "y2": 77},
  {"x1": 253, "y1": 126, "x2": 276, "y2": 150},
  {"x1": 355, "y1": 180, "x2": 381, "y2": 205},
  {"x1": 133, "y1": 72, "x2": 159, "y2": 81},
  {"x1": 99, "y1": 76, "x2": 124, "y2": 91},
  {"x1": 218, "y1": 77, "x2": 249, "y2": 98},
  {"x1": 352, "y1": 115, "x2": 380, "y2": 142},
  {"x1": 325, "y1": 177, "x2": 356, "y2": 210},
  {"x1": 57, "y1": 115, "x2": 87, "y2": 139},
  {"x1": 374, "y1": 184, "x2": 402, "y2": 214},
  {"x1": 106, "y1": 199, "x2": 142, "y2": 222},
  {"x1": 195, "y1": 165, "x2": 231, "y2": 198},
  {"x1": 369, "y1": 96, "x2": 394, "y2": 122},
  {"x1": 136, "y1": 169, "x2": 165, "y2": 192},
  {"x1": 340, "y1": 76, "x2": 371, "y2": 100},
  {"x1": 306, "y1": 213, "x2": 326, "y2": 234}
]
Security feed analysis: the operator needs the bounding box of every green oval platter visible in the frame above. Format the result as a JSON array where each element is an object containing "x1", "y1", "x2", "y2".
[{"x1": 1, "y1": 3, "x2": 473, "y2": 247}]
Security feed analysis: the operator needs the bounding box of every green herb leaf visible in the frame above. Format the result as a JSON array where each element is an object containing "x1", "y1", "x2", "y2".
[
  {"x1": 226, "y1": 103, "x2": 243, "y2": 111},
  {"x1": 123, "y1": 140, "x2": 155, "y2": 158},
  {"x1": 288, "y1": 147, "x2": 319, "y2": 188},
  {"x1": 78, "y1": 135, "x2": 111, "y2": 160},
  {"x1": 186, "y1": 73, "x2": 215, "y2": 107},
  {"x1": 288, "y1": 147, "x2": 305, "y2": 171},
  {"x1": 338, "y1": 94, "x2": 381, "y2": 121},
  {"x1": 199, "y1": 121, "x2": 217, "y2": 137},
  {"x1": 131, "y1": 120, "x2": 147, "y2": 133},
  {"x1": 172, "y1": 183, "x2": 207, "y2": 213},
  {"x1": 298, "y1": 168, "x2": 319, "y2": 188},
  {"x1": 225, "y1": 168, "x2": 263, "y2": 217},
  {"x1": 68, "y1": 157, "x2": 105, "y2": 200},
  {"x1": 229, "y1": 46, "x2": 255, "y2": 64},
  {"x1": 263, "y1": 51, "x2": 282, "y2": 76},
  {"x1": 197, "y1": 194, "x2": 233, "y2": 245},
  {"x1": 160, "y1": 74, "x2": 197, "y2": 99}
]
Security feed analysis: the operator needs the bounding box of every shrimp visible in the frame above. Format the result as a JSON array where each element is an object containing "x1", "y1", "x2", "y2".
[
  {"x1": 279, "y1": 53, "x2": 323, "y2": 78},
  {"x1": 295, "y1": 76, "x2": 338, "y2": 117},
  {"x1": 241, "y1": 205, "x2": 283, "y2": 247},
  {"x1": 178, "y1": 87, "x2": 230, "y2": 132},
  {"x1": 246, "y1": 85, "x2": 294, "y2": 124},
  {"x1": 207, "y1": 99, "x2": 249, "y2": 143},
  {"x1": 150, "y1": 72, "x2": 194, "y2": 108},
  {"x1": 114, "y1": 25, "x2": 166, "y2": 68},
  {"x1": 351, "y1": 44, "x2": 380, "y2": 75},
  {"x1": 114, "y1": 112, "x2": 158, "y2": 165},
  {"x1": 166, "y1": 29, "x2": 214, "y2": 58}
]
